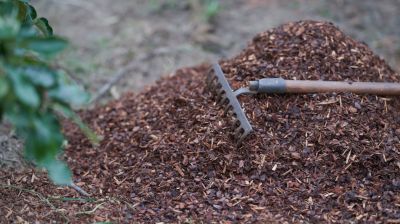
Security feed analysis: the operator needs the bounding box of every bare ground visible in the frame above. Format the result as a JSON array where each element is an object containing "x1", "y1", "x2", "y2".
[{"x1": 34, "y1": 0, "x2": 400, "y2": 95}]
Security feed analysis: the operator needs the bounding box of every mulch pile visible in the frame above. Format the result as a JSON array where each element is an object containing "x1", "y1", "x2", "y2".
[{"x1": 1, "y1": 20, "x2": 399, "y2": 223}]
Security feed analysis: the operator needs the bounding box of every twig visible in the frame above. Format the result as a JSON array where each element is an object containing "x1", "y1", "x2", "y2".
[
  {"x1": 106, "y1": 196, "x2": 140, "y2": 211},
  {"x1": 89, "y1": 46, "x2": 185, "y2": 104},
  {"x1": 69, "y1": 182, "x2": 91, "y2": 197},
  {"x1": 48, "y1": 196, "x2": 96, "y2": 202},
  {"x1": 53, "y1": 63, "x2": 86, "y2": 85},
  {"x1": 75, "y1": 202, "x2": 106, "y2": 215},
  {"x1": 0, "y1": 184, "x2": 55, "y2": 209},
  {"x1": 0, "y1": 184, "x2": 69, "y2": 222},
  {"x1": 89, "y1": 61, "x2": 137, "y2": 104}
]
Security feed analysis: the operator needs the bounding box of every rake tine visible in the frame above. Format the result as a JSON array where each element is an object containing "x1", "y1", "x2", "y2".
[
  {"x1": 233, "y1": 119, "x2": 241, "y2": 127},
  {"x1": 206, "y1": 70, "x2": 218, "y2": 91},
  {"x1": 223, "y1": 103, "x2": 232, "y2": 115},
  {"x1": 206, "y1": 63, "x2": 253, "y2": 144},
  {"x1": 234, "y1": 126, "x2": 243, "y2": 135},
  {"x1": 216, "y1": 89, "x2": 225, "y2": 102},
  {"x1": 234, "y1": 126, "x2": 245, "y2": 140},
  {"x1": 206, "y1": 74, "x2": 213, "y2": 89},
  {"x1": 218, "y1": 95, "x2": 228, "y2": 105}
]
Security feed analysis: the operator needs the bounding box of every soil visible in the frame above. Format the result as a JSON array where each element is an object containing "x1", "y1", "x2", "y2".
[{"x1": 1, "y1": 21, "x2": 399, "y2": 223}]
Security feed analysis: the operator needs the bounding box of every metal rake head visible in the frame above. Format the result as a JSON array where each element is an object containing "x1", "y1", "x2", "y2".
[{"x1": 206, "y1": 63, "x2": 253, "y2": 144}]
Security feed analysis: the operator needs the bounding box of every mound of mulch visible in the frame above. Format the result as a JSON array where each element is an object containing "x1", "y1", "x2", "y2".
[{"x1": 1, "y1": 21, "x2": 399, "y2": 223}]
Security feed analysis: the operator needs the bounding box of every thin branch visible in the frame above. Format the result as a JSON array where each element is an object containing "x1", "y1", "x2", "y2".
[
  {"x1": 89, "y1": 46, "x2": 185, "y2": 104},
  {"x1": 0, "y1": 184, "x2": 70, "y2": 222},
  {"x1": 89, "y1": 60, "x2": 137, "y2": 104},
  {"x1": 69, "y1": 182, "x2": 90, "y2": 197},
  {"x1": 75, "y1": 202, "x2": 106, "y2": 215},
  {"x1": 53, "y1": 63, "x2": 86, "y2": 85}
]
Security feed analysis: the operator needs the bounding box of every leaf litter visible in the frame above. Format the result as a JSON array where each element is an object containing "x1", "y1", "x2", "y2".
[{"x1": 1, "y1": 20, "x2": 399, "y2": 223}]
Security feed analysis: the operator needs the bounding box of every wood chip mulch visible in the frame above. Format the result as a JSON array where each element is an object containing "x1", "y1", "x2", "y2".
[{"x1": 1, "y1": 20, "x2": 399, "y2": 223}]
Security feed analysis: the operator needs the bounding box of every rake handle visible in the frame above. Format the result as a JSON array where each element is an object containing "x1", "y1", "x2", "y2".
[{"x1": 249, "y1": 78, "x2": 400, "y2": 96}]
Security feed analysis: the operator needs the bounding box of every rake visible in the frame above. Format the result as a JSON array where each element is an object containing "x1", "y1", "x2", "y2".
[{"x1": 206, "y1": 63, "x2": 400, "y2": 144}]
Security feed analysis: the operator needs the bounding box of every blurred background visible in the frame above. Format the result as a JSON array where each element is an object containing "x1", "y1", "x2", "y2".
[{"x1": 32, "y1": 0, "x2": 400, "y2": 96}]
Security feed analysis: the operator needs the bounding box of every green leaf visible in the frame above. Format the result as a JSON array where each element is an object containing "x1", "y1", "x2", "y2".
[
  {"x1": 32, "y1": 114, "x2": 63, "y2": 148},
  {"x1": 23, "y1": 113, "x2": 64, "y2": 162},
  {"x1": 0, "y1": 77, "x2": 9, "y2": 99},
  {"x1": 15, "y1": 83, "x2": 39, "y2": 107},
  {"x1": 49, "y1": 84, "x2": 90, "y2": 106},
  {"x1": 0, "y1": 2, "x2": 15, "y2": 16},
  {"x1": 204, "y1": 0, "x2": 220, "y2": 22},
  {"x1": 44, "y1": 160, "x2": 72, "y2": 185},
  {"x1": 8, "y1": 52, "x2": 48, "y2": 67},
  {"x1": 0, "y1": 16, "x2": 20, "y2": 39},
  {"x1": 33, "y1": 17, "x2": 53, "y2": 36},
  {"x1": 18, "y1": 25, "x2": 37, "y2": 38},
  {"x1": 4, "y1": 105, "x2": 32, "y2": 130},
  {"x1": 23, "y1": 36, "x2": 68, "y2": 58},
  {"x1": 22, "y1": 66, "x2": 55, "y2": 87},
  {"x1": 16, "y1": 1, "x2": 38, "y2": 25},
  {"x1": 28, "y1": 4, "x2": 37, "y2": 20},
  {"x1": 16, "y1": 1, "x2": 30, "y2": 23},
  {"x1": 8, "y1": 68, "x2": 40, "y2": 108},
  {"x1": 54, "y1": 104, "x2": 100, "y2": 145}
]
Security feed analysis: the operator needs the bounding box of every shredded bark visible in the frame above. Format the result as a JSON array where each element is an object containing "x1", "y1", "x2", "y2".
[{"x1": 1, "y1": 20, "x2": 399, "y2": 223}]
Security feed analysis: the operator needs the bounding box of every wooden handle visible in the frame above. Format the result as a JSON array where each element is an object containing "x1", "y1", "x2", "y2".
[{"x1": 285, "y1": 80, "x2": 400, "y2": 96}]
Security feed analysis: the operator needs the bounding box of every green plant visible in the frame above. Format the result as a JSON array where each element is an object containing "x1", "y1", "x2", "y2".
[
  {"x1": 0, "y1": 0, "x2": 96, "y2": 185},
  {"x1": 201, "y1": 0, "x2": 220, "y2": 23}
]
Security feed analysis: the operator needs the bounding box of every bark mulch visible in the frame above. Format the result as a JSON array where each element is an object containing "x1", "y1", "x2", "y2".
[{"x1": 1, "y1": 20, "x2": 399, "y2": 223}]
